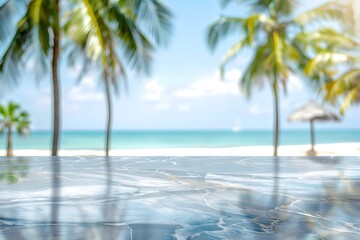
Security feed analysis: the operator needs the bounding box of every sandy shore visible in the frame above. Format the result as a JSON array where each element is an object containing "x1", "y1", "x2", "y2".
[{"x1": 1, "y1": 143, "x2": 359, "y2": 156}]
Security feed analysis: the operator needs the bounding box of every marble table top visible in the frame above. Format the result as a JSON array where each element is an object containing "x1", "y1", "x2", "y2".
[{"x1": 0, "y1": 156, "x2": 359, "y2": 240}]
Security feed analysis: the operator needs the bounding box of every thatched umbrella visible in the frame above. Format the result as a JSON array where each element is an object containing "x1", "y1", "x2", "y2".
[{"x1": 288, "y1": 101, "x2": 340, "y2": 152}]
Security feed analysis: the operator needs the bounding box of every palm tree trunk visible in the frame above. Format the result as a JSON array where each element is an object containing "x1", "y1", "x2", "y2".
[
  {"x1": 272, "y1": 79, "x2": 280, "y2": 157},
  {"x1": 51, "y1": 0, "x2": 60, "y2": 157},
  {"x1": 6, "y1": 125, "x2": 13, "y2": 156},
  {"x1": 104, "y1": 77, "x2": 112, "y2": 157}
]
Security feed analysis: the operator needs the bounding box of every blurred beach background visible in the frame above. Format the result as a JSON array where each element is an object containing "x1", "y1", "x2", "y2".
[{"x1": 1, "y1": 0, "x2": 359, "y2": 156}]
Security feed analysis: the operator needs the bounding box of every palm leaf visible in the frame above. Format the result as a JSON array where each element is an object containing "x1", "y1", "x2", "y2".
[
  {"x1": 294, "y1": 0, "x2": 352, "y2": 27},
  {"x1": 304, "y1": 52, "x2": 359, "y2": 75},
  {"x1": 129, "y1": 0, "x2": 173, "y2": 45},
  {"x1": 0, "y1": 0, "x2": 27, "y2": 43},
  {"x1": 335, "y1": 68, "x2": 360, "y2": 88},
  {"x1": 296, "y1": 28, "x2": 359, "y2": 51},
  {"x1": 220, "y1": 38, "x2": 249, "y2": 78},
  {"x1": 80, "y1": 0, "x2": 106, "y2": 63},
  {"x1": 65, "y1": 0, "x2": 171, "y2": 95},
  {"x1": 240, "y1": 44, "x2": 269, "y2": 98},
  {"x1": 221, "y1": 0, "x2": 297, "y2": 16},
  {"x1": 207, "y1": 16, "x2": 245, "y2": 50},
  {"x1": 340, "y1": 88, "x2": 359, "y2": 114},
  {"x1": 1, "y1": 0, "x2": 54, "y2": 91},
  {"x1": 109, "y1": 5, "x2": 154, "y2": 74},
  {"x1": 324, "y1": 68, "x2": 360, "y2": 113}
]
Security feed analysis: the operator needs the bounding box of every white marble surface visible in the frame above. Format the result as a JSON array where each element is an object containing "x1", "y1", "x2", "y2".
[{"x1": 0, "y1": 156, "x2": 360, "y2": 239}]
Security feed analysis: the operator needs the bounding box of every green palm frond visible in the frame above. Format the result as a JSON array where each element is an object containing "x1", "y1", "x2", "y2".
[
  {"x1": 0, "y1": 104, "x2": 7, "y2": 117},
  {"x1": 28, "y1": 0, "x2": 50, "y2": 55},
  {"x1": 208, "y1": 0, "x2": 309, "y2": 98},
  {"x1": 209, "y1": 0, "x2": 359, "y2": 112},
  {"x1": 219, "y1": 0, "x2": 237, "y2": 8},
  {"x1": 64, "y1": 0, "x2": 172, "y2": 95},
  {"x1": 340, "y1": 88, "x2": 359, "y2": 114},
  {"x1": 330, "y1": 69, "x2": 360, "y2": 94},
  {"x1": 8, "y1": 101, "x2": 20, "y2": 117},
  {"x1": 244, "y1": 14, "x2": 261, "y2": 42},
  {"x1": 65, "y1": 0, "x2": 119, "y2": 84},
  {"x1": 17, "y1": 117, "x2": 31, "y2": 135},
  {"x1": 333, "y1": 68, "x2": 360, "y2": 89},
  {"x1": 274, "y1": 0, "x2": 297, "y2": 16},
  {"x1": 297, "y1": 7, "x2": 360, "y2": 108},
  {"x1": 294, "y1": 0, "x2": 352, "y2": 26},
  {"x1": 19, "y1": 111, "x2": 29, "y2": 118},
  {"x1": 304, "y1": 52, "x2": 359, "y2": 76},
  {"x1": 220, "y1": 38, "x2": 249, "y2": 78},
  {"x1": 207, "y1": 14, "x2": 276, "y2": 51},
  {"x1": 129, "y1": 0, "x2": 173, "y2": 45},
  {"x1": 296, "y1": 28, "x2": 359, "y2": 51},
  {"x1": 0, "y1": 0, "x2": 54, "y2": 91},
  {"x1": 207, "y1": 17, "x2": 245, "y2": 50},
  {"x1": 0, "y1": 14, "x2": 32, "y2": 89},
  {"x1": 110, "y1": 7, "x2": 154, "y2": 74},
  {"x1": 220, "y1": 0, "x2": 297, "y2": 16},
  {"x1": 240, "y1": 44, "x2": 270, "y2": 98},
  {"x1": 0, "y1": 0, "x2": 27, "y2": 43},
  {"x1": 324, "y1": 68, "x2": 360, "y2": 114},
  {"x1": 81, "y1": 0, "x2": 106, "y2": 62},
  {"x1": 295, "y1": 42, "x2": 332, "y2": 92},
  {"x1": 0, "y1": 102, "x2": 31, "y2": 135},
  {"x1": 272, "y1": 31, "x2": 286, "y2": 76}
]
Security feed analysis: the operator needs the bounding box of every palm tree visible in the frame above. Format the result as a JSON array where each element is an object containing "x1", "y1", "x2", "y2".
[
  {"x1": 298, "y1": 1, "x2": 360, "y2": 115},
  {"x1": 300, "y1": 29, "x2": 359, "y2": 114},
  {"x1": 323, "y1": 0, "x2": 360, "y2": 115},
  {"x1": 0, "y1": 0, "x2": 61, "y2": 156},
  {"x1": 0, "y1": 102, "x2": 30, "y2": 156},
  {"x1": 206, "y1": 0, "x2": 347, "y2": 156},
  {"x1": 64, "y1": 0, "x2": 172, "y2": 156}
]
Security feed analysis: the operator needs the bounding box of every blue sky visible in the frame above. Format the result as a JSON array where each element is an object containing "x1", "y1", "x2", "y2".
[{"x1": 1, "y1": 0, "x2": 359, "y2": 131}]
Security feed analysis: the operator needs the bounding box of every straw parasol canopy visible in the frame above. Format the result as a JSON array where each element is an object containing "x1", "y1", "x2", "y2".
[{"x1": 288, "y1": 101, "x2": 340, "y2": 153}]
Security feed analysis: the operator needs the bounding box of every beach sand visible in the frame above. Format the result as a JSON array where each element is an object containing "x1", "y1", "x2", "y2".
[{"x1": 1, "y1": 143, "x2": 360, "y2": 156}]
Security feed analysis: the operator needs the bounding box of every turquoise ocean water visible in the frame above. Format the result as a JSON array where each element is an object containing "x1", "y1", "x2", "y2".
[{"x1": 0, "y1": 130, "x2": 359, "y2": 150}]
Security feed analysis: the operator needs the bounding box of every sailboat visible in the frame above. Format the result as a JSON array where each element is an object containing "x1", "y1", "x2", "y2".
[{"x1": 232, "y1": 119, "x2": 242, "y2": 132}]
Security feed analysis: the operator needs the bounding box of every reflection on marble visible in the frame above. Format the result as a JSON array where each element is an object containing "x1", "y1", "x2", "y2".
[{"x1": 0, "y1": 156, "x2": 360, "y2": 239}]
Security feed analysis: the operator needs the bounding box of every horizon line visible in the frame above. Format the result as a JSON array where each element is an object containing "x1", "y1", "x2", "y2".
[{"x1": 22, "y1": 128, "x2": 360, "y2": 132}]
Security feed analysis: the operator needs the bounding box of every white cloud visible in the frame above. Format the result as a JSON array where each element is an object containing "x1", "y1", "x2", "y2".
[
  {"x1": 174, "y1": 69, "x2": 242, "y2": 99},
  {"x1": 142, "y1": 80, "x2": 164, "y2": 101},
  {"x1": 81, "y1": 77, "x2": 97, "y2": 88},
  {"x1": 68, "y1": 76, "x2": 104, "y2": 102},
  {"x1": 178, "y1": 104, "x2": 190, "y2": 111},
  {"x1": 288, "y1": 74, "x2": 303, "y2": 92},
  {"x1": 175, "y1": 88, "x2": 203, "y2": 98},
  {"x1": 35, "y1": 86, "x2": 51, "y2": 108},
  {"x1": 36, "y1": 95, "x2": 51, "y2": 108},
  {"x1": 225, "y1": 68, "x2": 242, "y2": 82},
  {"x1": 250, "y1": 105, "x2": 262, "y2": 115},
  {"x1": 156, "y1": 102, "x2": 170, "y2": 111},
  {"x1": 249, "y1": 103, "x2": 272, "y2": 115}
]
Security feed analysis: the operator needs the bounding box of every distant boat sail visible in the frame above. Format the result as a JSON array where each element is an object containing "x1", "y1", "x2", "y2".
[
  {"x1": 232, "y1": 126, "x2": 241, "y2": 132},
  {"x1": 232, "y1": 119, "x2": 242, "y2": 132}
]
